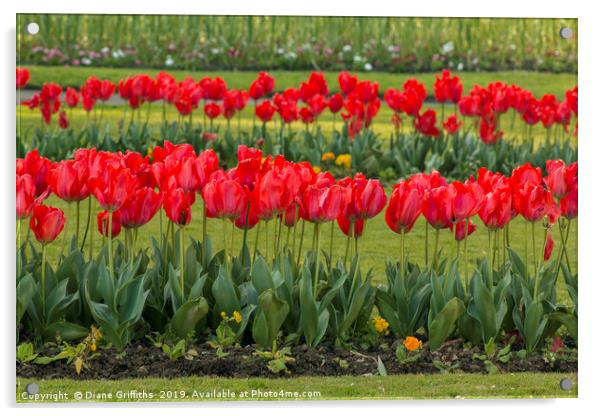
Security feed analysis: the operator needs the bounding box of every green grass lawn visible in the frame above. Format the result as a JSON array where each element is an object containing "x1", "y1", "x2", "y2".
[
  {"x1": 16, "y1": 373, "x2": 577, "y2": 402},
  {"x1": 24, "y1": 65, "x2": 578, "y2": 100}
]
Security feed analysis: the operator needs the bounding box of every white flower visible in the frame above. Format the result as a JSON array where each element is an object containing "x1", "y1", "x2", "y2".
[
  {"x1": 82, "y1": 58, "x2": 92, "y2": 65},
  {"x1": 101, "y1": 47, "x2": 110, "y2": 54},
  {"x1": 112, "y1": 49, "x2": 125, "y2": 59},
  {"x1": 342, "y1": 44, "x2": 352, "y2": 53},
  {"x1": 211, "y1": 48, "x2": 220, "y2": 55},
  {"x1": 353, "y1": 54, "x2": 363, "y2": 63},
  {"x1": 364, "y1": 63, "x2": 373, "y2": 71},
  {"x1": 441, "y1": 41, "x2": 454, "y2": 54},
  {"x1": 165, "y1": 56, "x2": 174, "y2": 66},
  {"x1": 285, "y1": 51, "x2": 297, "y2": 60},
  {"x1": 457, "y1": 62, "x2": 464, "y2": 71},
  {"x1": 276, "y1": 48, "x2": 285, "y2": 55}
]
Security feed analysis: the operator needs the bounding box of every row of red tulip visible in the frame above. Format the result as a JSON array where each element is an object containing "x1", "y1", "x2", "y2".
[
  {"x1": 17, "y1": 143, "x2": 577, "y2": 270},
  {"x1": 17, "y1": 67, "x2": 578, "y2": 143}
]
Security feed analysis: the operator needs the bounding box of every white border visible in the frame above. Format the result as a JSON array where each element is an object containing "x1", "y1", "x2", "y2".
[{"x1": 2, "y1": 0, "x2": 600, "y2": 414}]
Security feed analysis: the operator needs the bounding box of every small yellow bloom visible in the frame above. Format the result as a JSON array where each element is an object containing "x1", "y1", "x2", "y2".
[
  {"x1": 312, "y1": 166, "x2": 322, "y2": 174},
  {"x1": 232, "y1": 310, "x2": 242, "y2": 324},
  {"x1": 403, "y1": 336, "x2": 422, "y2": 352},
  {"x1": 147, "y1": 146, "x2": 153, "y2": 158},
  {"x1": 321, "y1": 152, "x2": 335, "y2": 162},
  {"x1": 335, "y1": 153, "x2": 352, "y2": 169},
  {"x1": 372, "y1": 316, "x2": 390, "y2": 335},
  {"x1": 220, "y1": 311, "x2": 227, "y2": 319},
  {"x1": 90, "y1": 342, "x2": 97, "y2": 352},
  {"x1": 91, "y1": 325, "x2": 102, "y2": 341}
]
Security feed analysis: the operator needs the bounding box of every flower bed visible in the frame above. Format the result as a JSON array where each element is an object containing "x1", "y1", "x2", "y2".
[
  {"x1": 16, "y1": 68, "x2": 578, "y2": 181},
  {"x1": 16, "y1": 140, "x2": 577, "y2": 377}
]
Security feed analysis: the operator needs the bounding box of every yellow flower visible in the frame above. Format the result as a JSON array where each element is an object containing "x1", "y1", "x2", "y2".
[
  {"x1": 220, "y1": 311, "x2": 227, "y2": 319},
  {"x1": 335, "y1": 153, "x2": 352, "y2": 169},
  {"x1": 403, "y1": 336, "x2": 422, "y2": 352},
  {"x1": 147, "y1": 146, "x2": 153, "y2": 158},
  {"x1": 372, "y1": 316, "x2": 390, "y2": 335},
  {"x1": 232, "y1": 310, "x2": 242, "y2": 324},
  {"x1": 312, "y1": 166, "x2": 322, "y2": 174},
  {"x1": 321, "y1": 152, "x2": 335, "y2": 162},
  {"x1": 91, "y1": 325, "x2": 102, "y2": 341},
  {"x1": 90, "y1": 342, "x2": 97, "y2": 352}
]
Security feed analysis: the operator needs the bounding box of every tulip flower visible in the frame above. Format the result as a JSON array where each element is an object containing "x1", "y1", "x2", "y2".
[
  {"x1": 17, "y1": 174, "x2": 47, "y2": 220},
  {"x1": 29, "y1": 205, "x2": 65, "y2": 308},
  {"x1": 202, "y1": 178, "x2": 246, "y2": 220},
  {"x1": 453, "y1": 220, "x2": 476, "y2": 242},
  {"x1": 118, "y1": 187, "x2": 163, "y2": 229},
  {"x1": 17, "y1": 150, "x2": 53, "y2": 197},
  {"x1": 16, "y1": 67, "x2": 30, "y2": 89},
  {"x1": 97, "y1": 210, "x2": 122, "y2": 238},
  {"x1": 47, "y1": 160, "x2": 89, "y2": 202},
  {"x1": 255, "y1": 100, "x2": 276, "y2": 123},
  {"x1": 560, "y1": 185, "x2": 578, "y2": 220},
  {"x1": 88, "y1": 166, "x2": 137, "y2": 212},
  {"x1": 544, "y1": 160, "x2": 577, "y2": 198},
  {"x1": 30, "y1": 205, "x2": 65, "y2": 245},
  {"x1": 544, "y1": 231, "x2": 554, "y2": 262},
  {"x1": 302, "y1": 184, "x2": 345, "y2": 224},
  {"x1": 163, "y1": 187, "x2": 195, "y2": 226},
  {"x1": 448, "y1": 181, "x2": 483, "y2": 223},
  {"x1": 385, "y1": 181, "x2": 422, "y2": 235},
  {"x1": 443, "y1": 114, "x2": 461, "y2": 135}
]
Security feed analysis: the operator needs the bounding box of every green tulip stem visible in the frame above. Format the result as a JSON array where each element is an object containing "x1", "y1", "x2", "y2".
[
  {"x1": 531, "y1": 221, "x2": 537, "y2": 277},
  {"x1": 41, "y1": 243, "x2": 47, "y2": 311},
  {"x1": 433, "y1": 228, "x2": 440, "y2": 270},
  {"x1": 265, "y1": 220, "x2": 270, "y2": 262},
  {"x1": 344, "y1": 224, "x2": 352, "y2": 267},
  {"x1": 253, "y1": 221, "x2": 261, "y2": 263},
  {"x1": 400, "y1": 230, "x2": 405, "y2": 279},
  {"x1": 566, "y1": 219, "x2": 574, "y2": 274},
  {"x1": 463, "y1": 220, "x2": 469, "y2": 290},
  {"x1": 296, "y1": 220, "x2": 305, "y2": 267},
  {"x1": 276, "y1": 216, "x2": 283, "y2": 260},
  {"x1": 292, "y1": 206, "x2": 299, "y2": 257},
  {"x1": 242, "y1": 202, "x2": 250, "y2": 256},
  {"x1": 17, "y1": 218, "x2": 21, "y2": 251},
  {"x1": 202, "y1": 201, "x2": 207, "y2": 244},
  {"x1": 75, "y1": 200, "x2": 81, "y2": 247},
  {"x1": 313, "y1": 223, "x2": 321, "y2": 297},
  {"x1": 80, "y1": 197, "x2": 92, "y2": 252},
  {"x1": 222, "y1": 219, "x2": 229, "y2": 263},
  {"x1": 108, "y1": 211, "x2": 114, "y2": 278},
  {"x1": 159, "y1": 208, "x2": 163, "y2": 242},
  {"x1": 180, "y1": 226, "x2": 185, "y2": 295},
  {"x1": 424, "y1": 221, "x2": 429, "y2": 268},
  {"x1": 328, "y1": 221, "x2": 335, "y2": 266}
]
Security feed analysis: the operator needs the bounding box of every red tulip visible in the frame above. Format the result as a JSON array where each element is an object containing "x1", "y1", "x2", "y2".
[
  {"x1": 97, "y1": 210, "x2": 121, "y2": 238},
  {"x1": 337, "y1": 216, "x2": 364, "y2": 238},
  {"x1": 17, "y1": 150, "x2": 53, "y2": 198},
  {"x1": 478, "y1": 188, "x2": 512, "y2": 229},
  {"x1": 253, "y1": 169, "x2": 293, "y2": 220},
  {"x1": 234, "y1": 199, "x2": 259, "y2": 230},
  {"x1": 415, "y1": 109, "x2": 440, "y2": 137},
  {"x1": 17, "y1": 174, "x2": 47, "y2": 219},
  {"x1": 328, "y1": 93, "x2": 344, "y2": 113},
  {"x1": 443, "y1": 114, "x2": 461, "y2": 135},
  {"x1": 58, "y1": 111, "x2": 69, "y2": 129},
  {"x1": 202, "y1": 178, "x2": 246, "y2": 220},
  {"x1": 511, "y1": 163, "x2": 543, "y2": 189},
  {"x1": 47, "y1": 160, "x2": 89, "y2": 202},
  {"x1": 302, "y1": 184, "x2": 345, "y2": 223},
  {"x1": 118, "y1": 187, "x2": 162, "y2": 228},
  {"x1": 30, "y1": 205, "x2": 65, "y2": 244},
  {"x1": 299, "y1": 107, "x2": 315, "y2": 124},
  {"x1": 249, "y1": 72, "x2": 275, "y2": 100},
  {"x1": 453, "y1": 220, "x2": 476, "y2": 242},
  {"x1": 204, "y1": 102, "x2": 221, "y2": 119},
  {"x1": 560, "y1": 185, "x2": 578, "y2": 219},
  {"x1": 514, "y1": 184, "x2": 559, "y2": 224},
  {"x1": 88, "y1": 165, "x2": 137, "y2": 211},
  {"x1": 422, "y1": 186, "x2": 452, "y2": 229},
  {"x1": 448, "y1": 181, "x2": 483, "y2": 223},
  {"x1": 385, "y1": 180, "x2": 422, "y2": 234},
  {"x1": 16, "y1": 67, "x2": 30, "y2": 89},
  {"x1": 338, "y1": 71, "x2": 358, "y2": 96},
  {"x1": 65, "y1": 87, "x2": 80, "y2": 107},
  {"x1": 255, "y1": 100, "x2": 276, "y2": 123},
  {"x1": 544, "y1": 230, "x2": 554, "y2": 261},
  {"x1": 163, "y1": 187, "x2": 195, "y2": 226},
  {"x1": 544, "y1": 160, "x2": 577, "y2": 198}
]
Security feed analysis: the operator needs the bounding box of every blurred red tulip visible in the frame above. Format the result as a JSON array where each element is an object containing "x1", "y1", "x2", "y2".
[
  {"x1": 17, "y1": 174, "x2": 48, "y2": 219},
  {"x1": 443, "y1": 114, "x2": 461, "y2": 135},
  {"x1": 385, "y1": 180, "x2": 422, "y2": 234},
  {"x1": 30, "y1": 205, "x2": 65, "y2": 244},
  {"x1": 544, "y1": 230, "x2": 554, "y2": 261},
  {"x1": 163, "y1": 187, "x2": 195, "y2": 226},
  {"x1": 560, "y1": 185, "x2": 578, "y2": 219},
  {"x1": 97, "y1": 210, "x2": 121, "y2": 238},
  {"x1": 88, "y1": 165, "x2": 137, "y2": 211},
  {"x1": 453, "y1": 220, "x2": 476, "y2": 242},
  {"x1": 47, "y1": 160, "x2": 89, "y2": 202},
  {"x1": 415, "y1": 109, "x2": 440, "y2": 137},
  {"x1": 16, "y1": 67, "x2": 30, "y2": 89},
  {"x1": 255, "y1": 100, "x2": 276, "y2": 123},
  {"x1": 65, "y1": 87, "x2": 80, "y2": 107},
  {"x1": 544, "y1": 160, "x2": 577, "y2": 198}
]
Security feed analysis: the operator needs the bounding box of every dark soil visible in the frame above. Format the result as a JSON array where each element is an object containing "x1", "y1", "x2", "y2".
[{"x1": 17, "y1": 338, "x2": 577, "y2": 380}]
